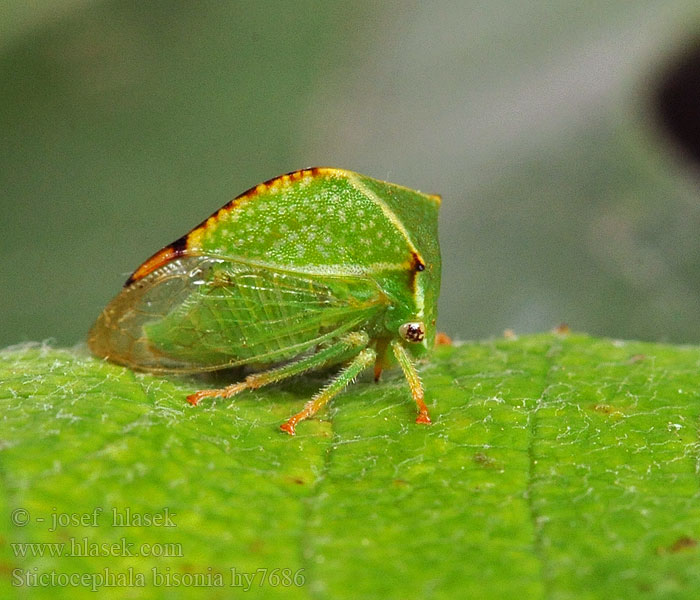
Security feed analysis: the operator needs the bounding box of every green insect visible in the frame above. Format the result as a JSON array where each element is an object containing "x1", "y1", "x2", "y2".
[{"x1": 89, "y1": 168, "x2": 441, "y2": 434}]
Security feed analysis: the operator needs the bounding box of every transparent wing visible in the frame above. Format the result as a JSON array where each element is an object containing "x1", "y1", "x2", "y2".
[{"x1": 89, "y1": 255, "x2": 386, "y2": 372}]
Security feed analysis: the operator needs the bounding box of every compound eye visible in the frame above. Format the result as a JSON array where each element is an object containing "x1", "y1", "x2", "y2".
[{"x1": 399, "y1": 322, "x2": 426, "y2": 343}]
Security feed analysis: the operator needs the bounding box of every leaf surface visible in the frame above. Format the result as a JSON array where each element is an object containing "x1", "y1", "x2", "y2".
[{"x1": 1, "y1": 333, "x2": 700, "y2": 599}]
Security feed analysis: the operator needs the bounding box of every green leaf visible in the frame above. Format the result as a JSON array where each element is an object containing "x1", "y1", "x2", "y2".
[{"x1": 2, "y1": 333, "x2": 700, "y2": 599}]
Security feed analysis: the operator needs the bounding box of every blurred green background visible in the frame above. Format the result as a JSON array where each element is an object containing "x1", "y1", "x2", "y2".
[{"x1": 1, "y1": 1, "x2": 699, "y2": 347}]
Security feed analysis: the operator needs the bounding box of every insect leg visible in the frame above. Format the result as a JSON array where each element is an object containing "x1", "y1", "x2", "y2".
[
  {"x1": 186, "y1": 331, "x2": 370, "y2": 406},
  {"x1": 390, "y1": 339, "x2": 431, "y2": 425},
  {"x1": 373, "y1": 338, "x2": 390, "y2": 382},
  {"x1": 280, "y1": 347, "x2": 376, "y2": 436}
]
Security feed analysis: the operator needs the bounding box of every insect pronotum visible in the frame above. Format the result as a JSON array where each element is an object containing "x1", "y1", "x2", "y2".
[{"x1": 88, "y1": 168, "x2": 442, "y2": 435}]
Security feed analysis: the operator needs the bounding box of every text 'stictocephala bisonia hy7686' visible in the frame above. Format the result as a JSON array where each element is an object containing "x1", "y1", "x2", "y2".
[{"x1": 89, "y1": 168, "x2": 441, "y2": 435}]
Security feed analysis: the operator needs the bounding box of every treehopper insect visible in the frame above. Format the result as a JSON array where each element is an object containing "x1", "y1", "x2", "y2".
[{"x1": 88, "y1": 168, "x2": 441, "y2": 435}]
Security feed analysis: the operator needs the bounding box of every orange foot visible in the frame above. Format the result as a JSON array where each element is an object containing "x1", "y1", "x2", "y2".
[
  {"x1": 435, "y1": 332, "x2": 453, "y2": 347},
  {"x1": 280, "y1": 421, "x2": 296, "y2": 436},
  {"x1": 186, "y1": 393, "x2": 201, "y2": 406},
  {"x1": 416, "y1": 412, "x2": 432, "y2": 425}
]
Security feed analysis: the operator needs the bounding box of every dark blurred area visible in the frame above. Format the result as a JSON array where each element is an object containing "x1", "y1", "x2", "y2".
[
  {"x1": 1, "y1": 1, "x2": 699, "y2": 347},
  {"x1": 655, "y1": 39, "x2": 700, "y2": 167}
]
